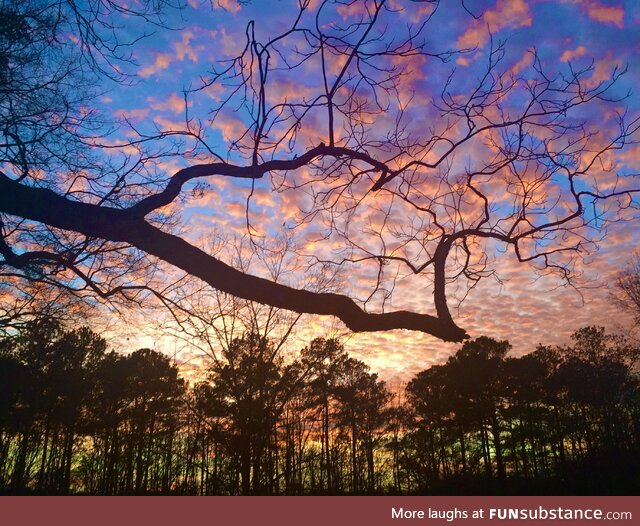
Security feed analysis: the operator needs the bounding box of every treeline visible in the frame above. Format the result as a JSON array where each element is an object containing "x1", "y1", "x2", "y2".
[{"x1": 0, "y1": 320, "x2": 639, "y2": 495}]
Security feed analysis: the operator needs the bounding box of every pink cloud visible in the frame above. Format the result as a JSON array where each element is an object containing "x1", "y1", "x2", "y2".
[
  {"x1": 140, "y1": 52, "x2": 172, "y2": 78},
  {"x1": 457, "y1": 0, "x2": 533, "y2": 51},
  {"x1": 583, "y1": 53, "x2": 622, "y2": 89},
  {"x1": 211, "y1": 110, "x2": 249, "y2": 144},
  {"x1": 586, "y1": 1, "x2": 624, "y2": 27},
  {"x1": 153, "y1": 115, "x2": 190, "y2": 132},
  {"x1": 560, "y1": 45, "x2": 587, "y2": 62},
  {"x1": 336, "y1": 0, "x2": 370, "y2": 20},
  {"x1": 212, "y1": 0, "x2": 241, "y2": 14},
  {"x1": 208, "y1": 26, "x2": 244, "y2": 59},
  {"x1": 117, "y1": 107, "x2": 151, "y2": 121},
  {"x1": 175, "y1": 31, "x2": 199, "y2": 62},
  {"x1": 389, "y1": 0, "x2": 437, "y2": 23},
  {"x1": 148, "y1": 93, "x2": 190, "y2": 115},
  {"x1": 510, "y1": 51, "x2": 534, "y2": 74},
  {"x1": 139, "y1": 31, "x2": 202, "y2": 79}
]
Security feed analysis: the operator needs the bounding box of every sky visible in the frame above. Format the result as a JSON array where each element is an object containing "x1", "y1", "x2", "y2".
[{"x1": 92, "y1": 0, "x2": 640, "y2": 384}]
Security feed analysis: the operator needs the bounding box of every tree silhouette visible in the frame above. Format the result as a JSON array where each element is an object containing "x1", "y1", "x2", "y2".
[
  {"x1": 0, "y1": 318, "x2": 107, "y2": 493},
  {"x1": 501, "y1": 352, "x2": 550, "y2": 479},
  {"x1": 206, "y1": 333, "x2": 300, "y2": 494},
  {"x1": 556, "y1": 328, "x2": 637, "y2": 454},
  {"x1": 615, "y1": 258, "x2": 640, "y2": 334},
  {"x1": 300, "y1": 338, "x2": 350, "y2": 492},
  {"x1": 401, "y1": 329, "x2": 640, "y2": 494},
  {"x1": 1, "y1": 317, "x2": 639, "y2": 495},
  {"x1": 82, "y1": 348, "x2": 185, "y2": 495},
  {"x1": 405, "y1": 365, "x2": 452, "y2": 490},
  {"x1": 0, "y1": 1, "x2": 638, "y2": 340},
  {"x1": 332, "y1": 358, "x2": 391, "y2": 493}
]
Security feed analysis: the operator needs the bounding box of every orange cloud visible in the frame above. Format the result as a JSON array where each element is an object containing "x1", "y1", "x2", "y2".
[
  {"x1": 213, "y1": 0, "x2": 241, "y2": 14},
  {"x1": 148, "y1": 93, "x2": 190, "y2": 115},
  {"x1": 208, "y1": 26, "x2": 245, "y2": 58},
  {"x1": 140, "y1": 31, "x2": 202, "y2": 79},
  {"x1": 560, "y1": 45, "x2": 587, "y2": 62},
  {"x1": 211, "y1": 110, "x2": 249, "y2": 143},
  {"x1": 118, "y1": 107, "x2": 151, "y2": 121},
  {"x1": 586, "y1": 1, "x2": 624, "y2": 27},
  {"x1": 457, "y1": 0, "x2": 533, "y2": 51},
  {"x1": 510, "y1": 51, "x2": 534, "y2": 74},
  {"x1": 140, "y1": 52, "x2": 172, "y2": 78},
  {"x1": 583, "y1": 53, "x2": 622, "y2": 88},
  {"x1": 153, "y1": 115, "x2": 190, "y2": 133},
  {"x1": 175, "y1": 31, "x2": 199, "y2": 62},
  {"x1": 336, "y1": 0, "x2": 371, "y2": 20}
]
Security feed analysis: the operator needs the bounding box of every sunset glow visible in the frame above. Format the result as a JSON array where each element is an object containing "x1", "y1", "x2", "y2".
[
  {"x1": 2, "y1": 0, "x2": 640, "y2": 498},
  {"x1": 90, "y1": 0, "x2": 640, "y2": 379}
]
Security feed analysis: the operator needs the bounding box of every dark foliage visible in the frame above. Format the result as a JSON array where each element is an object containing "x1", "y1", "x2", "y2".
[{"x1": 0, "y1": 321, "x2": 638, "y2": 495}]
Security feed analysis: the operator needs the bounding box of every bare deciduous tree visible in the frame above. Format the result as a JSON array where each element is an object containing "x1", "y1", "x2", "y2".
[
  {"x1": 615, "y1": 256, "x2": 640, "y2": 338},
  {"x1": 1, "y1": 0, "x2": 639, "y2": 341}
]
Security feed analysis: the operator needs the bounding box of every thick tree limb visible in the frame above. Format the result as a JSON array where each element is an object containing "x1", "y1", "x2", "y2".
[
  {"x1": 129, "y1": 144, "x2": 390, "y2": 217},
  {"x1": 0, "y1": 174, "x2": 468, "y2": 341}
]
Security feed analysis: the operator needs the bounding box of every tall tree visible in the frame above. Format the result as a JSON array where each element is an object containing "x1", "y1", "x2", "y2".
[
  {"x1": 301, "y1": 338, "x2": 350, "y2": 492},
  {"x1": 0, "y1": 318, "x2": 107, "y2": 493}
]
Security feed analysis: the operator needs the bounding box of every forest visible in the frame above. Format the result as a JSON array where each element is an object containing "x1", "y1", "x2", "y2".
[{"x1": 1, "y1": 319, "x2": 638, "y2": 495}]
